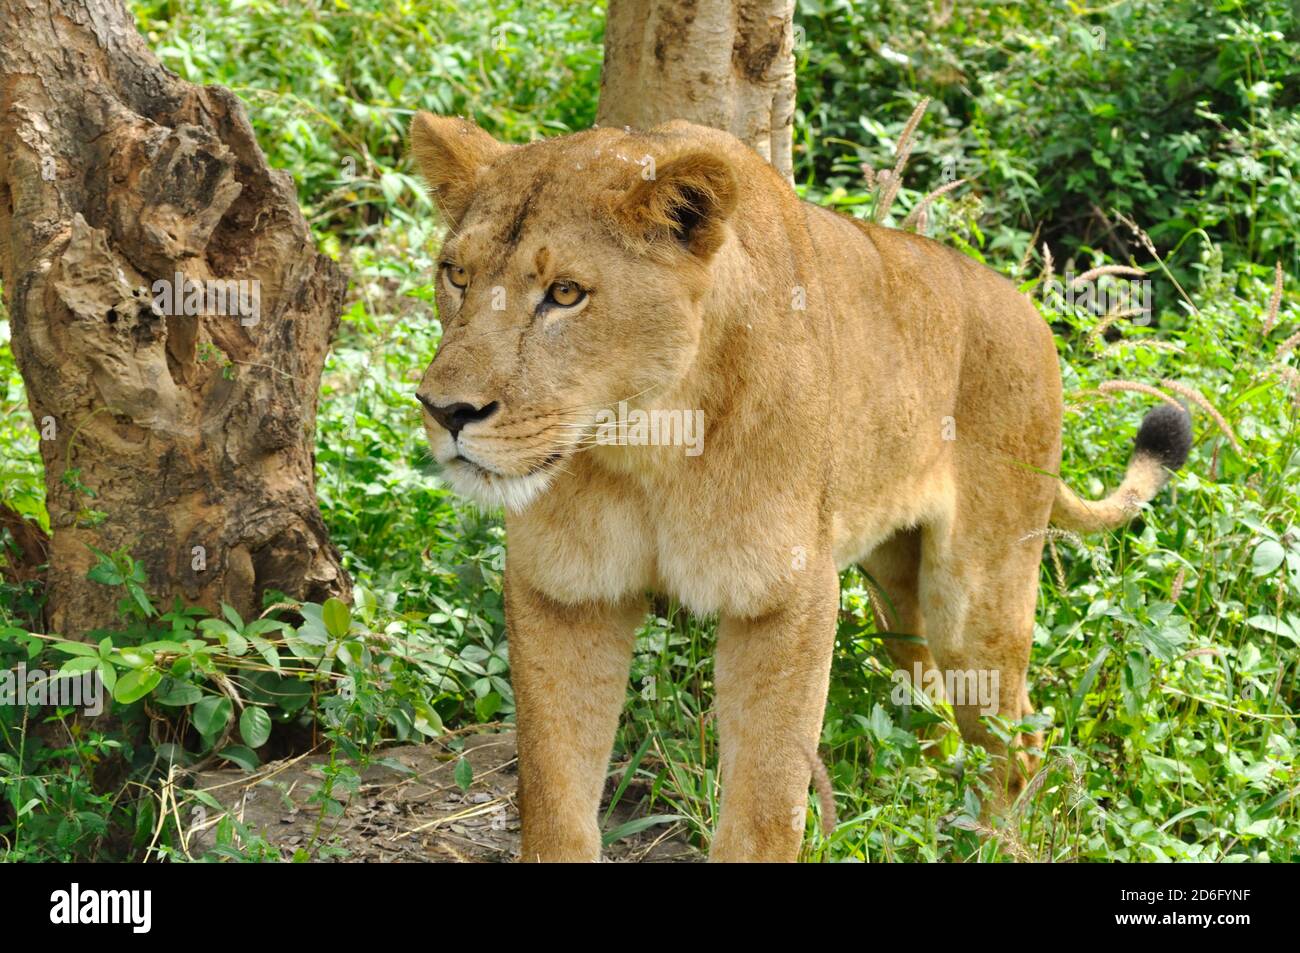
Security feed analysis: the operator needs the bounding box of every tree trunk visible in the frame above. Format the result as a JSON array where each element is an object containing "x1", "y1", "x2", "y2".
[
  {"x1": 0, "y1": 0, "x2": 350, "y2": 636},
  {"x1": 597, "y1": 0, "x2": 797, "y2": 183}
]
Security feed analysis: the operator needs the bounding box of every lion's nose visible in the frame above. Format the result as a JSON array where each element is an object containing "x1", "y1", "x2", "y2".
[{"x1": 417, "y1": 395, "x2": 500, "y2": 438}]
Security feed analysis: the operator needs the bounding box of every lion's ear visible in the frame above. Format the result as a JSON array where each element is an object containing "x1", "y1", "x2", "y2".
[
  {"x1": 409, "y1": 112, "x2": 509, "y2": 226},
  {"x1": 614, "y1": 152, "x2": 738, "y2": 258}
]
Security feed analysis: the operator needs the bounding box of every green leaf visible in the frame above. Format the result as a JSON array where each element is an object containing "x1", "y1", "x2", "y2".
[
  {"x1": 247, "y1": 635, "x2": 282, "y2": 673},
  {"x1": 217, "y1": 745, "x2": 260, "y2": 771},
  {"x1": 115, "y1": 648, "x2": 154, "y2": 669},
  {"x1": 0, "y1": 627, "x2": 41, "y2": 659},
  {"x1": 139, "y1": 640, "x2": 186, "y2": 654},
  {"x1": 52, "y1": 640, "x2": 100, "y2": 658},
  {"x1": 412, "y1": 701, "x2": 443, "y2": 738},
  {"x1": 114, "y1": 668, "x2": 162, "y2": 704},
  {"x1": 221, "y1": 603, "x2": 246, "y2": 631},
  {"x1": 193, "y1": 695, "x2": 233, "y2": 741},
  {"x1": 58, "y1": 656, "x2": 101, "y2": 676},
  {"x1": 1139, "y1": 625, "x2": 1187, "y2": 662},
  {"x1": 474, "y1": 692, "x2": 502, "y2": 722},
  {"x1": 276, "y1": 679, "x2": 313, "y2": 714},
  {"x1": 1068, "y1": 644, "x2": 1110, "y2": 734},
  {"x1": 322, "y1": 597, "x2": 351, "y2": 639},
  {"x1": 198, "y1": 617, "x2": 238, "y2": 639},
  {"x1": 154, "y1": 680, "x2": 204, "y2": 707},
  {"x1": 1252, "y1": 539, "x2": 1285, "y2": 576},
  {"x1": 87, "y1": 562, "x2": 124, "y2": 586},
  {"x1": 1245, "y1": 615, "x2": 1296, "y2": 642},
  {"x1": 337, "y1": 639, "x2": 365, "y2": 668},
  {"x1": 190, "y1": 790, "x2": 224, "y2": 812},
  {"x1": 199, "y1": 618, "x2": 247, "y2": 656},
  {"x1": 95, "y1": 660, "x2": 116, "y2": 695},
  {"x1": 239, "y1": 706, "x2": 273, "y2": 748},
  {"x1": 601, "y1": 814, "x2": 685, "y2": 847},
  {"x1": 866, "y1": 702, "x2": 893, "y2": 740},
  {"x1": 454, "y1": 757, "x2": 473, "y2": 792},
  {"x1": 379, "y1": 171, "x2": 403, "y2": 204},
  {"x1": 128, "y1": 583, "x2": 156, "y2": 617}
]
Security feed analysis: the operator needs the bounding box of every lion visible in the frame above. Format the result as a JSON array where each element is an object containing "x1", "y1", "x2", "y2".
[{"x1": 408, "y1": 112, "x2": 1192, "y2": 862}]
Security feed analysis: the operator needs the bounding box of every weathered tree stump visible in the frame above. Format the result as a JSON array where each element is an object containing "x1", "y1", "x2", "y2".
[{"x1": 0, "y1": 0, "x2": 349, "y2": 635}]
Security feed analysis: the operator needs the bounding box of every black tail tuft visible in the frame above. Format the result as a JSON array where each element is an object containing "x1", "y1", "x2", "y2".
[{"x1": 1134, "y1": 403, "x2": 1193, "y2": 471}]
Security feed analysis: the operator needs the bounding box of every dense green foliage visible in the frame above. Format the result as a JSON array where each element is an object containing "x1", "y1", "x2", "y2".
[
  {"x1": 1, "y1": 0, "x2": 1297, "y2": 861},
  {"x1": 798, "y1": 0, "x2": 1300, "y2": 274}
]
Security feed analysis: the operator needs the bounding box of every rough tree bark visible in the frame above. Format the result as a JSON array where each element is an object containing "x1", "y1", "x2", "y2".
[
  {"x1": 598, "y1": 0, "x2": 797, "y2": 183},
  {"x1": 0, "y1": 0, "x2": 350, "y2": 636}
]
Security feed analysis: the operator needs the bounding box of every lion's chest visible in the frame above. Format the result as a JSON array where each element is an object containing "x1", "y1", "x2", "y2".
[{"x1": 506, "y1": 460, "x2": 816, "y2": 618}]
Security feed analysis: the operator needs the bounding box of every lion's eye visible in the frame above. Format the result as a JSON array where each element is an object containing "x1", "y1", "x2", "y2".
[
  {"x1": 546, "y1": 280, "x2": 585, "y2": 308},
  {"x1": 443, "y1": 263, "x2": 468, "y2": 290}
]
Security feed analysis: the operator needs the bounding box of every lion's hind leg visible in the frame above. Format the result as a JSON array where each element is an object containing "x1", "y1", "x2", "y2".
[
  {"x1": 859, "y1": 528, "x2": 952, "y2": 756},
  {"x1": 915, "y1": 497, "x2": 1052, "y2": 811}
]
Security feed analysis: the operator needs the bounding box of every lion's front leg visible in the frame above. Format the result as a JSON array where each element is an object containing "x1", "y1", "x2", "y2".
[
  {"x1": 506, "y1": 575, "x2": 644, "y2": 862},
  {"x1": 711, "y1": 558, "x2": 840, "y2": 862}
]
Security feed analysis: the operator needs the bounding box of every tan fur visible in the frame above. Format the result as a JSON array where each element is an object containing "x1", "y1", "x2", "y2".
[
  {"x1": 1050, "y1": 454, "x2": 1166, "y2": 532},
  {"x1": 409, "y1": 114, "x2": 1176, "y2": 862}
]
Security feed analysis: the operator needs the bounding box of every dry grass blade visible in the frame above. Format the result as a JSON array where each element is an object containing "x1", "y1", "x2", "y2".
[
  {"x1": 1263, "y1": 260, "x2": 1284, "y2": 337},
  {"x1": 864, "y1": 575, "x2": 894, "y2": 630},
  {"x1": 902, "y1": 176, "x2": 968, "y2": 230},
  {"x1": 1114, "y1": 209, "x2": 1200, "y2": 316},
  {"x1": 1096, "y1": 379, "x2": 1185, "y2": 411},
  {"x1": 1071, "y1": 264, "x2": 1147, "y2": 285},
  {"x1": 874, "y1": 96, "x2": 930, "y2": 222},
  {"x1": 1277, "y1": 327, "x2": 1300, "y2": 361},
  {"x1": 949, "y1": 815, "x2": 1037, "y2": 862},
  {"x1": 807, "y1": 747, "x2": 838, "y2": 838},
  {"x1": 1018, "y1": 526, "x2": 1111, "y2": 577},
  {"x1": 1273, "y1": 363, "x2": 1300, "y2": 405},
  {"x1": 1087, "y1": 307, "x2": 1151, "y2": 349},
  {"x1": 1015, "y1": 222, "x2": 1042, "y2": 278},
  {"x1": 1047, "y1": 536, "x2": 1065, "y2": 589}
]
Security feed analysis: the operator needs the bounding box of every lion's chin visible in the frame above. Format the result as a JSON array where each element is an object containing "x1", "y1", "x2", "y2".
[{"x1": 439, "y1": 458, "x2": 556, "y2": 514}]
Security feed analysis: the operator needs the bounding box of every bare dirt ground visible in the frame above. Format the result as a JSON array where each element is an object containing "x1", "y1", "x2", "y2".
[{"x1": 188, "y1": 731, "x2": 699, "y2": 862}]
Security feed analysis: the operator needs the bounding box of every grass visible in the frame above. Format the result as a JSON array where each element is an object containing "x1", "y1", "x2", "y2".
[{"x1": 1, "y1": 0, "x2": 1297, "y2": 861}]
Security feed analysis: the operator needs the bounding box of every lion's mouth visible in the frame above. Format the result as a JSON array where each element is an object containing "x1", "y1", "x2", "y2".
[
  {"x1": 448, "y1": 453, "x2": 497, "y2": 479},
  {"x1": 438, "y1": 448, "x2": 566, "y2": 514},
  {"x1": 449, "y1": 450, "x2": 566, "y2": 479},
  {"x1": 528, "y1": 452, "x2": 566, "y2": 475}
]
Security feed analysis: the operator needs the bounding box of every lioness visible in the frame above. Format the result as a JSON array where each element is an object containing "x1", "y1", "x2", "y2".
[{"x1": 409, "y1": 113, "x2": 1191, "y2": 862}]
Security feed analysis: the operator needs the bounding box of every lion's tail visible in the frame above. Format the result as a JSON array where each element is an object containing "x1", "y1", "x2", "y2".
[{"x1": 1051, "y1": 404, "x2": 1193, "y2": 534}]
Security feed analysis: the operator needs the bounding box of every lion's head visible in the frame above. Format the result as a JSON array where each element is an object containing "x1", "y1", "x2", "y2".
[{"x1": 409, "y1": 113, "x2": 738, "y2": 511}]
